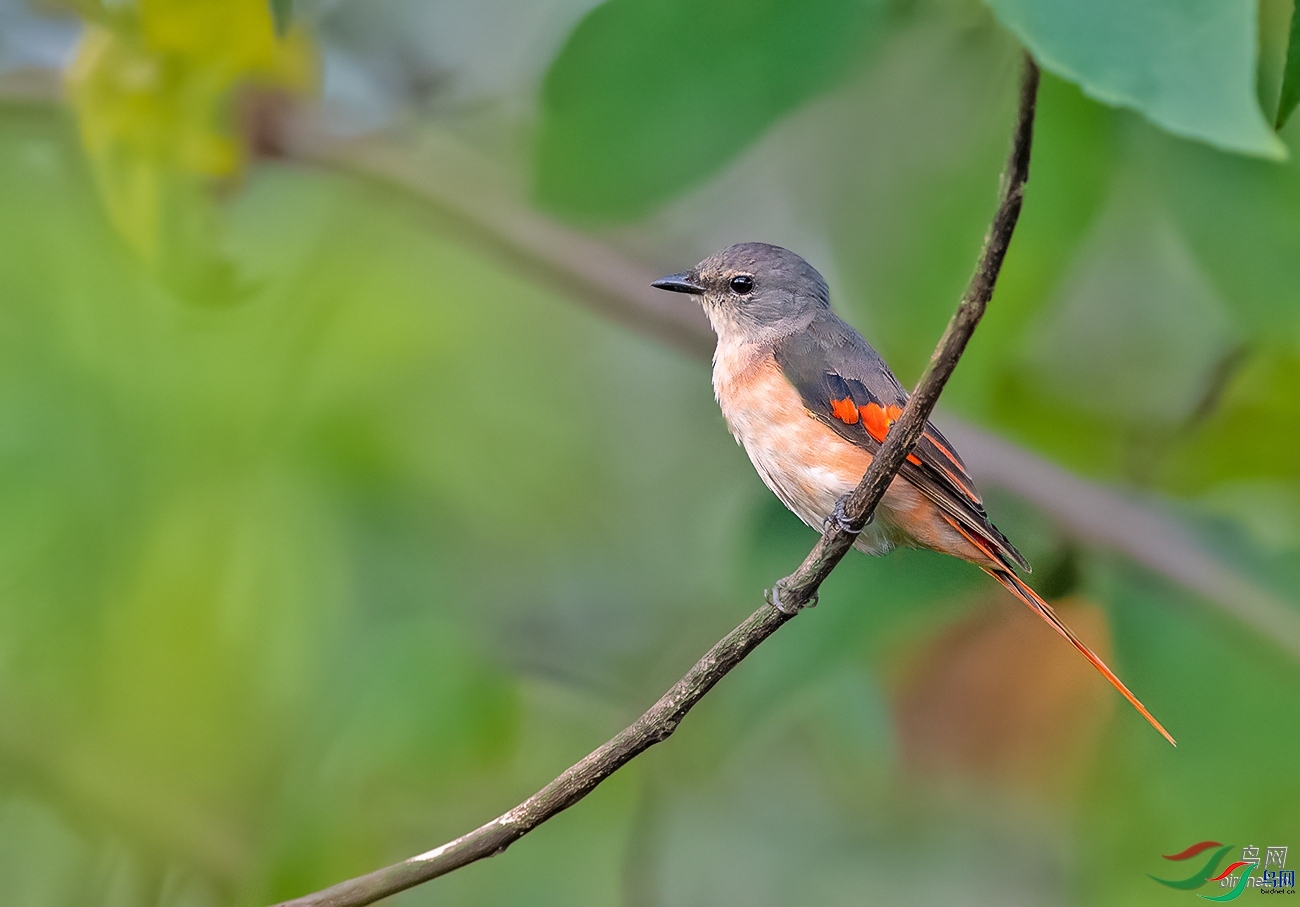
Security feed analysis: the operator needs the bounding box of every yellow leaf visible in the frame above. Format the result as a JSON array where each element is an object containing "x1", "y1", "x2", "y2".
[{"x1": 66, "y1": 1, "x2": 314, "y2": 275}]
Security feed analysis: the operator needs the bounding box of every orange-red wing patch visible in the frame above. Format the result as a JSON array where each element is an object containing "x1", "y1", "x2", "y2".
[
  {"x1": 907, "y1": 453, "x2": 923, "y2": 466},
  {"x1": 861, "y1": 403, "x2": 904, "y2": 442},
  {"x1": 830, "y1": 396, "x2": 860, "y2": 424},
  {"x1": 861, "y1": 403, "x2": 889, "y2": 441}
]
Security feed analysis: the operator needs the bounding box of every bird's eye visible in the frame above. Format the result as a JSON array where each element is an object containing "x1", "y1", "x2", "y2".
[{"x1": 730, "y1": 275, "x2": 754, "y2": 295}]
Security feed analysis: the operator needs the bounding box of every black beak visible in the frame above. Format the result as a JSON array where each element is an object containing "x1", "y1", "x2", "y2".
[{"x1": 651, "y1": 272, "x2": 705, "y2": 295}]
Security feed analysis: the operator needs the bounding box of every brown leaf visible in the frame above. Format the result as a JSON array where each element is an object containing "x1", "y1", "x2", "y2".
[{"x1": 891, "y1": 595, "x2": 1115, "y2": 796}]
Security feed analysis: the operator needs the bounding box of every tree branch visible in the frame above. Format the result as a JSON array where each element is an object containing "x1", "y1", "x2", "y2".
[{"x1": 269, "y1": 53, "x2": 1041, "y2": 907}]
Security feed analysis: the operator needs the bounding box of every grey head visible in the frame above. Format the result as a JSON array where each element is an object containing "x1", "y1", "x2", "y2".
[{"x1": 652, "y1": 242, "x2": 831, "y2": 344}]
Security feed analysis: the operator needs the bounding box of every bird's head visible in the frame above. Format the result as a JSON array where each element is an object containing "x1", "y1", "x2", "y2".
[{"x1": 652, "y1": 242, "x2": 830, "y2": 345}]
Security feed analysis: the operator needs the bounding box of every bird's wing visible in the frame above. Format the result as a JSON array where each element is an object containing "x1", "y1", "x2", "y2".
[
  {"x1": 774, "y1": 318, "x2": 1178, "y2": 745},
  {"x1": 773, "y1": 318, "x2": 1030, "y2": 572}
]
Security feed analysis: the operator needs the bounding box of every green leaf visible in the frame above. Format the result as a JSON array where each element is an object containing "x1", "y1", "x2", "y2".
[
  {"x1": 1278, "y1": 1, "x2": 1300, "y2": 127},
  {"x1": 1162, "y1": 346, "x2": 1300, "y2": 490},
  {"x1": 536, "y1": 0, "x2": 887, "y2": 220},
  {"x1": 1139, "y1": 126, "x2": 1300, "y2": 335},
  {"x1": 270, "y1": 0, "x2": 292, "y2": 37},
  {"x1": 986, "y1": 0, "x2": 1286, "y2": 159}
]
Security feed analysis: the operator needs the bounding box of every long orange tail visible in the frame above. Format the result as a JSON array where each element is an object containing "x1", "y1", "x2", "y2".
[{"x1": 983, "y1": 567, "x2": 1176, "y2": 747}]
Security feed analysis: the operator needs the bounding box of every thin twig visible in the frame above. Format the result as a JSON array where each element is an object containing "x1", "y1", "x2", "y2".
[{"x1": 269, "y1": 53, "x2": 1041, "y2": 907}]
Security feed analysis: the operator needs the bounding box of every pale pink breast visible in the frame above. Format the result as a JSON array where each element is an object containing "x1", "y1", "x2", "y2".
[{"x1": 711, "y1": 345, "x2": 980, "y2": 560}]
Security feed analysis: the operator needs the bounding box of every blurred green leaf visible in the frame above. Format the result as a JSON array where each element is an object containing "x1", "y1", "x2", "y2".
[
  {"x1": 536, "y1": 0, "x2": 887, "y2": 219},
  {"x1": 1018, "y1": 189, "x2": 1239, "y2": 426},
  {"x1": 1162, "y1": 346, "x2": 1300, "y2": 490},
  {"x1": 986, "y1": 0, "x2": 1285, "y2": 159},
  {"x1": 1139, "y1": 125, "x2": 1300, "y2": 335},
  {"x1": 1277, "y1": 1, "x2": 1300, "y2": 127}
]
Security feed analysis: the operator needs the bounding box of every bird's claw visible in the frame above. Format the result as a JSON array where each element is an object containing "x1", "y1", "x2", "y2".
[
  {"x1": 766, "y1": 583, "x2": 817, "y2": 614},
  {"x1": 824, "y1": 494, "x2": 872, "y2": 534}
]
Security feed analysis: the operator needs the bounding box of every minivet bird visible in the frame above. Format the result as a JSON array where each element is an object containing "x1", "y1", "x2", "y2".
[{"x1": 653, "y1": 242, "x2": 1174, "y2": 746}]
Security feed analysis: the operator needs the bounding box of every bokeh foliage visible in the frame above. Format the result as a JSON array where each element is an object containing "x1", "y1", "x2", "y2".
[
  {"x1": 0, "y1": 0, "x2": 1298, "y2": 905},
  {"x1": 536, "y1": 0, "x2": 889, "y2": 219},
  {"x1": 67, "y1": 0, "x2": 312, "y2": 297}
]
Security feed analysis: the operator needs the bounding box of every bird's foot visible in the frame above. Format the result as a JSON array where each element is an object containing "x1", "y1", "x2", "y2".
[
  {"x1": 766, "y1": 581, "x2": 817, "y2": 615},
  {"x1": 824, "y1": 494, "x2": 872, "y2": 534}
]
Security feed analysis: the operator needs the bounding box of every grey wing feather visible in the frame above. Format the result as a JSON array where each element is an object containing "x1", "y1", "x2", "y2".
[{"x1": 773, "y1": 313, "x2": 1031, "y2": 572}]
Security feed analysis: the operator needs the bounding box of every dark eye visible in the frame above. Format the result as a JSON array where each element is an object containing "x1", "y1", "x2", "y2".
[{"x1": 730, "y1": 275, "x2": 754, "y2": 295}]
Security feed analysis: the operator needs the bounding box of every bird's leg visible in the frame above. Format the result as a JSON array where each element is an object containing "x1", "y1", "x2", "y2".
[
  {"x1": 824, "y1": 493, "x2": 873, "y2": 535},
  {"x1": 766, "y1": 581, "x2": 817, "y2": 614}
]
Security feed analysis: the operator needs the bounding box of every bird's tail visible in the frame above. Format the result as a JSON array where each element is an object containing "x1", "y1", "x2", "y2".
[{"x1": 982, "y1": 566, "x2": 1176, "y2": 747}]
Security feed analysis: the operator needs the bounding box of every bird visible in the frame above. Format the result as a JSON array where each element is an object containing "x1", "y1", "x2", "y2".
[{"x1": 652, "y1": 241, "x2": 1175, "y2": 747}]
